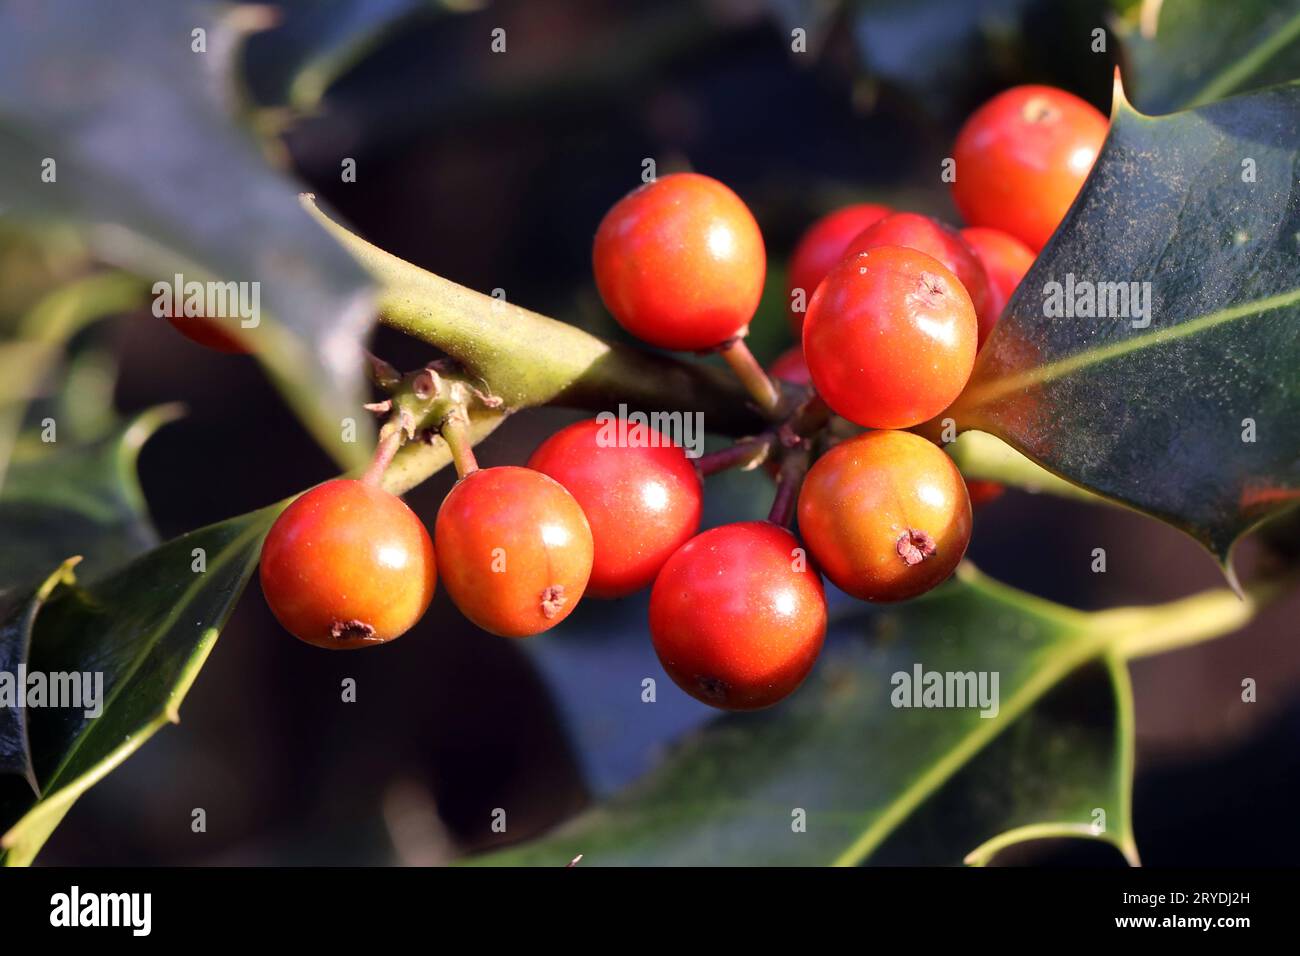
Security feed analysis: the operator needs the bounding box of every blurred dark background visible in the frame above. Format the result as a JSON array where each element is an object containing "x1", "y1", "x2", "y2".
[{"x1": 30, "y1": 0, "x2": 1300, "y2": 865}]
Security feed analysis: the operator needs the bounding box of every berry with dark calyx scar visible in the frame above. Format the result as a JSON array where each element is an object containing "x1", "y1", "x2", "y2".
[
  {"x1": 842, "y1": 211, "x2": 992, "y2": 331},
  {"x1": 527, "y1": 418, "x2": 702, "y2": 598},
  {"x1": 960, "y1": 226, "x2": 1035, "y2": 346},
  {"x1": 797, "y1": 430, "x2": 971, "y2": 602},
  {"x1": 649, "y1": 521, "x2": 826, "y2": 710},
  {"x1": 802, "y1": 245, "x2": 977, "y2": 429},
  {"x1": 952, "y1": 85, "x2": 1108, "y2": 251},
  {"x1": 592, "y1": 172, "x2": 766, "y2": 351},
  {"x1": 786, "y1": 202, "x2": 890, "y2": 333},
  {"x1": 435, "y1": 466, "x2": 593, "y2": 637},
  {"x1": 259, "y1": 479, "x2": 436, "y2": 649}
]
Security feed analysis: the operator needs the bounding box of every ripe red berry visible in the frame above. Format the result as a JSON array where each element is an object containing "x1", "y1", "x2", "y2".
[
  {"x1": 802, "y1": 245, "x2": 977, "y2": 429},
  {"x1": 769, "y1": 345, "x2": 811, "y2": 387},
  {"x1": 434, "y1": 466, "x2": 593, "y2": 637},
  {"x1": 165, "y1": 310, "x2": 249, "y2": 354},
  {"x1": 965, "y1": 478, "x2": 1005, "y2": 508},
  {"x1": 649, "y1": 521, "x2": 826, "y2": 710},
  {"x1": 527, "y1": 418, "x2": 702, "y2": 598},
  {"x1": 797, "y1": 431, "x2": 971, "y2": 603},
  {"x1": 842, "y1": 212, "x2": 992, "y2": 331},
  {"x1": 952, "y1": 85, "x2": 1108, "y2": 251},
  {"x1": 960, "y1": 226, "x2": 1035, "y2": 346},
  {"x1": 786, "y1": 202, "x2": 890, "y2": 333},
  {"x1": 259, "y1": 479, "x2": 436, "y2": 649},
  {"x1": 592, "y1": 172, "x2": 766, "y2": 351}
]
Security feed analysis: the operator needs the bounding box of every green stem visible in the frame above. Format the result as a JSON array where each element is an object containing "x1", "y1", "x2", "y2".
[
  {"x1": 1096, "y1": 574, "x2": 1293, "y2": 660},
  {"x1": 301, "y1": 195, "x2": 762, "y2": 435}
]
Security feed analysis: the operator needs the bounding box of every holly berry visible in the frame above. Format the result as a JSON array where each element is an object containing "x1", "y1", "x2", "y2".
[
  {"x1": 259, "y1": 479, "x2": 436, "y2": 649},
  {"x1": 842, "y1": 212, "x2": 992, "y2": 331},
  {"x1": 165, "y1": 310, "x2": 249, "y2": 354},
  {"x1": 797, "y1": 430, "x2": 971, "y2": 603},
  {"x1": 527, "y1": 418, "x2": 702, "y2": 598},
  {"x1": 769, "y1": 345, "x2": 811, "y2": 387},
  {"x1": 960, "y1": 226, "x2": 1035, "y2": 346},
  {"x1": 786, "y1": 202, "x2": 890, "y2": 333},
  {"x1": 802, "y1": 245, "x2": 977, "y2": 429},
  {"x1": 592, "y1": 172, "x2": 766, "y2": 351},
  {"x1": 649, "y1": 521, "x2": 826, "y2": 710},
  {"x1": 435, "y1": 466, "x2": 593, "y2": 637},
  {"x1": 952, "y1": 85, "x2": 1108, "y2": 251},
  {"x1": 965, "y1": 479, "x2": 1005, "y2": 508}
]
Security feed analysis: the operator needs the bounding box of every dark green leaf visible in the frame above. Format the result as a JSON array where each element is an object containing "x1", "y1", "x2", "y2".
[
  {"x1": 244, "y1": 0, "x2": 445, "y2": 109},
  {"x1": 467, "y1": 567, "x2": 1135, "y2": 866},
  {"x1": 0, "y1": 506, "x2": 276, "y2": 866},
  {"x1": 0, "y1": 561, "x2": 79, "y2": 815},
  {"x1": 951, "y1": 81, "x2": 1300, "y2": 566},
  {"x1": 0, "y1": 0, "x2": 375, "y2": 467},
  {"x1": 0, "y1": 406, "x2": 180, "y2": 590},
  {"x1": 1119, "y1": 0, "x2": 1300, "y2": 113}
]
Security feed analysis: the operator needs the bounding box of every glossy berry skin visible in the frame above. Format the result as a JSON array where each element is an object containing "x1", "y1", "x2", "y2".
[
  {"x1": 650, "y1": 522, "x2": 826, "y2": 710},
  {"x1": 952, "y1": 85, "x2": 1108, "y2": 251},
  {"x1": 165, "y1": 311, "x2": 249, "y2": 354},
  {"x1": 802, "y1": 245, "x2": 977, "y2": 429},
  {"x1": 786, "y1": 203, "x2": 890, "y2": 333},
  {"x1": 259, "y1": 479, "x2": 435, "y2": 649},
  {"x1": 960, "y1": 227, "x2": 1036, "y2": 346},
  {"x1": 593, "y1": 172, "x2": 766, "y2": 351},
  {"x1": 797, "y1": 431, "x2": 971, "y2": 603},
  {"x1": 527, "y1": 418, "x2": 702, "y2": 598},
  {"x1": 769, "y1": 345, "x2": 811, "y2": 387},
  {"x1": 843, "y1": 212, "x2": 992, "y2": 331},
  {"x1": 435, "y1": 466, "x2": 593, "y2": 637}
]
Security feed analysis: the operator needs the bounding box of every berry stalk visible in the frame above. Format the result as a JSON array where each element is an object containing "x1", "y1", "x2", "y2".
[{"x1": 719, "y1": 337, "x2": 782, "y2": 417}]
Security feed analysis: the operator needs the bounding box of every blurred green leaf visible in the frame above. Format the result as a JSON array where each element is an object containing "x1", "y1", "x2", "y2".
[
  {"x1": 0, "y1": 506, "x2": 276, "y2": 866},
  {"x1": 0, "y1": 406, "x2": 179, "y2": 591},
  {"x1": 244, "y1": 0, "x2": 456, "y2": 109},
  {"x1": 467, "y1": 567, "x2": 1137, "y2": 866},
  {"x1": 951, "y1": 81, "x2": 1300, "y2": 566},
  {"x1": 1119, "y1": 0, "x2": 1300, "y2": 113},
  {"x1": 0, "y1": 0, "x2": 375, "y2": 467}
]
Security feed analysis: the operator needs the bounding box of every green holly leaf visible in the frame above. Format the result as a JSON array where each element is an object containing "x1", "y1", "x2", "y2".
[
  {"x1": 949, "y1": 80, "x2": 1300, "y2": 570},
  {"x1": 0, "y1": 0, "x2": 375, "y2": 468},
  {"x1": 0, "y1": 406, "x2": 180, "y2": 591},
  {"x1": 0, "y1": 560, "x2": 80, "y2": 816},
  {"x1": 1118, "y1": 0, "x2": 1300, "y2": 113},
  {"x1": 0, "y1": 506, "x2": 277, "y2": 866},
  {"x1": 465, "y1": 566, "x2": 1141, "y2": 866}
]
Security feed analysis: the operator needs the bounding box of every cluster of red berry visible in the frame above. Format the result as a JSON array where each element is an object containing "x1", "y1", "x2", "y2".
[{"x1": 255, "y1": 84, "x2": 1108, "y2": 711}]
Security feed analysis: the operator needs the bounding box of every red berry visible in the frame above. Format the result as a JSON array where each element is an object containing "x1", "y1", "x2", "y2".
[
  {"x1": 434, "y1": 466, "x2": 593, "y2": 637},
  {"x1": 960, "y1": 226, "x2": 1035, "y2": 346},
  {"x1": 768, "y1": 345, "x2": 811, "y2": 387},
  {"x1": 952, "y1": 85, "x2": 1108, "y2": 251},
  {"x1": 797, "y1": 431, "x2": 971, "y2": 603},
  {"x1": 592, "y1": 172, "x2": 766, "y2": 351},
  {"x1": 842, "y1": 212, "x2": 992, "y2": 332},
  {"x1": 786, "y1": 203, "x2": 890, "y2": 333},
  {"x1": 165, "y1": 310, "x2": 249, "y2": 354},
  {"x1": 802, "y1": 245, "x2": 977, "y2": 429},
  {"x1": 259, "y1": 479, "x2": 436, "y2": 649},
  {"x1": 527, "y1": 418, "x2": 702, "y2": 598},
  {"x1": 650, "y1": 521, "x2": 826, "y2": 710},
  {"x1": 965, "y1": 478, "x2": 1005, "y2": 508}
]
